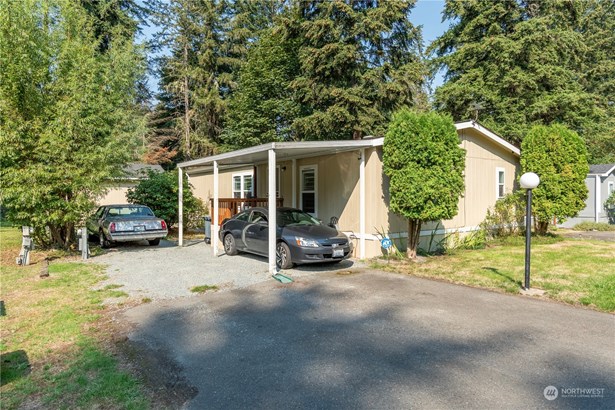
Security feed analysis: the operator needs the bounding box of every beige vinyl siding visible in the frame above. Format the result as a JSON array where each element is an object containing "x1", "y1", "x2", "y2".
[
  {"x1": 189, "y1": 166, "x2": 254, "y2": 208},
  {"x1": 98, "y1": 182, "x2": 138, "y2": 205},
  {"x1": 454, "y1": 128, "x2": 519, "y2": 229}
]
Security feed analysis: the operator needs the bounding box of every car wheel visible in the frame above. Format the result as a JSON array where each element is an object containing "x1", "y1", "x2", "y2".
[
  {"x1": 223, "y1": 234, "x2": 238, "y2": 256},
  {"x1": 276, "y1": 242, "x2": 293, "y2": 270},
  {"x1": 99, "y1": 230, "x2": 111, "y2": 249},
  {"x1": 148, "y1": 239, "x2": 160, "y2": 246}
]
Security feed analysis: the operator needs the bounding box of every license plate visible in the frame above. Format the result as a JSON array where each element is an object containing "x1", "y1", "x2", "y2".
[
  {"x1": 333, "y1": 249, "x2": 344, "y2": 258},
  {"x1": 134, "y1": 225, "x2": 145, "y2": 232}
]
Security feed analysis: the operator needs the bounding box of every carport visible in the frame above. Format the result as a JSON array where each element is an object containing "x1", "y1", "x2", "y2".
[{"x1": 176, "y1": 139, "x2": 383, "y2": 274}]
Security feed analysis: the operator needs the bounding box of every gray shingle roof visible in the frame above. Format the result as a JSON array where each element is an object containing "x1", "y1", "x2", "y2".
[
  {"x1": 122, "y1": 163, "x2": 164, "y2": 179},
  {"x1": 588, "y1": 164, "x2": 615, "y2": 175}
]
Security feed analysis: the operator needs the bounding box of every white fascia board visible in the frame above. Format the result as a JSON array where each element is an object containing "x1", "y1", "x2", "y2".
[
  {"x1": 178, "y1": 138, "x2": 385, "y2": 170},
  {"x1": 177, "y1": 143, "x2": 275, "y2": 168},
  {"x1": 455, "y1": 121, "x2": 520, "y2": 157}
]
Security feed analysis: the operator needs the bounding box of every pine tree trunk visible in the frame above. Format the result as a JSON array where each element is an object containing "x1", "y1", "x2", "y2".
[{"x1": 406, "y1": 218, "x2": 422, "y2": 259}]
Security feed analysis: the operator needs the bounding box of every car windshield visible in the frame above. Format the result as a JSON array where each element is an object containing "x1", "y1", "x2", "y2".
[
  {"x1": 107, "y1": 206, "x2": 154, "y2": 217},
  {"x1": 277, "y1": 210, "x2": 321, "y2": 227}
]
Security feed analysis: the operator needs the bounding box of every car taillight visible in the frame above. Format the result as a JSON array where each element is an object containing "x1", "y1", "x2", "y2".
[
  {"x1": 110, "y1": 222, "x2": 116, "y2": 233},
  {"x1": 161, "y1": 220, "x2": 167, "y2": 230}
]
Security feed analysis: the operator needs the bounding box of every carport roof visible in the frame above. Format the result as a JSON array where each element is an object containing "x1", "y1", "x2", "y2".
[{"x1": 177, "y1": 138, "x2": 384, "y2": 173}]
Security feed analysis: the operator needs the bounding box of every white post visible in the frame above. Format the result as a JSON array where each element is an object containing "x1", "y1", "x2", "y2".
[
  {"x1": 291, "y1": 158, "x2": 297, "y2": 208},
  {"x1": 178, "y1": 167, "x2": 183, "y2": 247},
  {"x1": 268, "y1": 149, "x2": 277, "y2": 274},
  {"x1": 213, "y1": 160, "x2": 219, "y2": 256},
  {"x1": 359, "y1": 148, "x2": 366, "y2": 259},
  {"x1": 595, "y1": 175, "x2": 601, "y2": 223}
]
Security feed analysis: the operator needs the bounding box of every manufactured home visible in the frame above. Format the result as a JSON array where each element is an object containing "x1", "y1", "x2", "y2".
[
  {"x1": 98, "y1": 163, "x2": 164, "y2": 205},
  {"x1": 559, "y1": 164, "x2": 615, "y2": 227},
  {"x1": 177, "y1": 121, "x2": 520, "y2": 272}
]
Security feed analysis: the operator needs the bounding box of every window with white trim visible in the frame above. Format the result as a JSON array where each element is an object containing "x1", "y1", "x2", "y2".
[
  {"x1": 300, "y1": 166, "x2": 317, "y2": 216},
  {"x1": 608, "y1": 181, "x2": 614, "y2": 196},
  {"x1": 496, "y1": 168, "x2": 505, "y2": 199},
  {"x1": 276, "y1": 166, "x2": 281, "y2": 198},
  {"x1": 232, "y1": 172, "x2": 253, "y2": 198}
]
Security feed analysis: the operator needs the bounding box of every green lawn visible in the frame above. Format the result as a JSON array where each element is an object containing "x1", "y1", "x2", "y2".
[
  {"x1": 0, "y1": 227, "x2": 149, "y2": 409},
  {"x1": 372, "y1": 236, "x2": 615, "y2": 312}
]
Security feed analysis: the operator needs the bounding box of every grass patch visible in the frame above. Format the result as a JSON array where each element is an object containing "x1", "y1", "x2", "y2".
[
  {"x1": 190, "y1": 284, "x2": 219, "y2": 293},
  {"x1": 371, "y1": 237, "x2": 615, "y2": 312},
  {"x1": 573, "y1": 222, "x2": 615, "y2": 231},
  {"x1": 0, "y1": 227, "x2": 149, "y2": 409}
]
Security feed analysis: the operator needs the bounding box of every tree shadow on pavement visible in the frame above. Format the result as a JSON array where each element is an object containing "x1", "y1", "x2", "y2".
[{"x1": 124, "y1": 275, "x2": 615, "y2": 409}]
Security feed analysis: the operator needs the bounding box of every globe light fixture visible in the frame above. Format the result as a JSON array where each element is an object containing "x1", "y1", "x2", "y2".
[
  {"x1": 520, "y1": 172, "x2": 540, "y2": 290},
  {"x1": 520, "y1": 172, "x2": 540, "y2": 189}
]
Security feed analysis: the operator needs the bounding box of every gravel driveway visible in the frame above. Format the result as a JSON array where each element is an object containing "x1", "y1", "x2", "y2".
[{"x1": 90, "y1": 239, "x2": 357, "y2": 299}]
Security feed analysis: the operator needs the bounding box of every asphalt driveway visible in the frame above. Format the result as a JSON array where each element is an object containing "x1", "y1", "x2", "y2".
[{"x1": 120, "y1": 268, "x2": 615, "y2": 409}]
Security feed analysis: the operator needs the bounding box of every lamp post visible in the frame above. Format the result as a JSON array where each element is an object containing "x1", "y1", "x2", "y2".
[{"x1": 520, "y1": 172, "x2": 540, "y2": 290}]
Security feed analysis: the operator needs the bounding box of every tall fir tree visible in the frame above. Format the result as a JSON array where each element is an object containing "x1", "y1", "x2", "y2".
[
  {"x1": 430, "y1": 0, "x2": 614, "y2": 162},
  {"x1": 148, "y1": 0, "x2": 231, "y2": 160},
  {"x1": 281, "y1": 0, "x2": 427, "y2": 141}
]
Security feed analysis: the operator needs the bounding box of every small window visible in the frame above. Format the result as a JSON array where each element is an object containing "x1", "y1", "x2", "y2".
[
  {"x1": 496, "y1": 168, "x2": 505, "y2": 199},
  {"x1": 608, "y1": 181, "x2": 614, "y2": 196},
  {"x1": 301, "y1": 166, "x2": 317, "y2": 216},
  {"x1": 232, "y1": 172, "x2": 253, "y2": 198}
]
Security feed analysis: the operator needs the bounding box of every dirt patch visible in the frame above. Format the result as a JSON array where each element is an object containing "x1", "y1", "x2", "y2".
[
  {"x1": 115, "y1": 339, "x2": 197, "y2": 408},
  {"x1": 101, "y1": 308, "x2": 197, "y2": 408}
]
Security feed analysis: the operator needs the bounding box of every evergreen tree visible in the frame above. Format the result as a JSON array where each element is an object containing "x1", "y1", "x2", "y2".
[
  {"x1": 431, "y1": 0, "x2": 614, "y2": 162},
  {"x1": 383, "y1": 110, "x2": 465, "y2": 259},
  {"x1": 281, "y1": 0, "x2": 427, "y2": 141},
  {"x1": 148, "y1": 0, "x2": 230, "y2": 159},
  {"x1": 222, "y1": 29, "x2": 301, "y2": 148},
  {"x1": 0, "y1": 0, "x2": 146, "y2": 247},
  {"x1": 520, "y1": 124, "x2": 589, "y2": 235}
]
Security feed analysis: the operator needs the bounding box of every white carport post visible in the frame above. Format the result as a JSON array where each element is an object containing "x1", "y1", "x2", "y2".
[
  {"x1": 213, "y1": 160, "x2": 219, "y2": 256},
  {"x1": 178, "y1": 167, "x2": 183, "y2": 247},
  {"x1": 268, "y1": 148, "x2": 277, "y2": 274},
  {"x1": 359, "y1": 148, "x2": 366, "y2": 259}
]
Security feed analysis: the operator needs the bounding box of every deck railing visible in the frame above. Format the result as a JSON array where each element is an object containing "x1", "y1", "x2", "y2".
[{"x1": 209, "y1": 197, "x2": 284, "y2": 226}]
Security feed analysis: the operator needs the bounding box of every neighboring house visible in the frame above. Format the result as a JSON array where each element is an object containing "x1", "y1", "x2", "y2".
[
  {"x1": 97, "y1": 163, "x2": 164, "y2": 205},
  {"x1": 559, "y1": 164, "x2": 615, "y2": 227},
  {"x1": 177, "y1": 121, "x2": 520, "y2": 262}
]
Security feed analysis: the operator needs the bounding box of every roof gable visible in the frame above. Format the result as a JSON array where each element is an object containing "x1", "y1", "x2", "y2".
[
  {"x1": 454, "y1": 121, "x2": 520, "y2": 157},
  {"x1": 588, "y1": 164, "x2": 615, "y2": 176}
]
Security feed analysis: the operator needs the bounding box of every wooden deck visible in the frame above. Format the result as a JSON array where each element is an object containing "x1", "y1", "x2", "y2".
[{"x1": 209, "y1": 197, "x2": 284, "y2": 225}]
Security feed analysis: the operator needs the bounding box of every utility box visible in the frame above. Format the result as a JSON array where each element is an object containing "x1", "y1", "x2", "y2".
[
  {"x1": 76, "y1": 227, "x2": 90, "y2": 260},
  {"x1": 204, "y1": 216, "x2": 212, "y2": 244},
  {"x1": 16, "y1": 226, "x2": 34, "y2": 266}
]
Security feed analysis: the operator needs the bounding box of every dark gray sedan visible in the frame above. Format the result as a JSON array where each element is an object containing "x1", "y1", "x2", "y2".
[
  {"x1": 219, "y1": 207, "x2": 352, "y2": 269},
  {"x1": 87, "y1": 204, "x2": 168, "y2": 248}
]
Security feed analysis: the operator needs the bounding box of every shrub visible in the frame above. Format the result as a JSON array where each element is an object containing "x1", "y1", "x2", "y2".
[
  {"x1": 126, "y1": 170, "x2": 206, "y2": 230},
  {"x1": 573, "y1": 222, "x2": 615, "y2": 232},
  {"x1": 480, "y1": 193, "x2": 526, "y2": 239},
  {"x1": 605, "y1": 191, "x2": 615, "y2": 224},
  {"x1": 520, "y1": 124, "x2": 589, "y2": 234}
]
